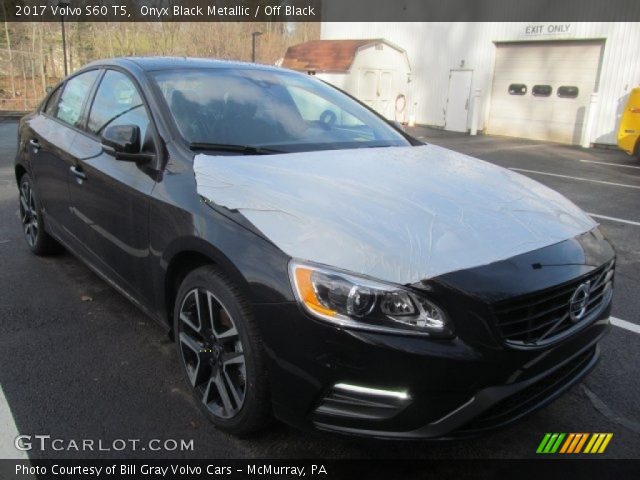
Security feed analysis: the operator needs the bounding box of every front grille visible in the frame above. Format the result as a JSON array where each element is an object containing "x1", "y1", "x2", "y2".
[
  {"x1": 457, "y1": 346, "x2": 597, "y2": 434},
  {"x1": 492, "y1": 261, "x2": 614, "y2": 347}
]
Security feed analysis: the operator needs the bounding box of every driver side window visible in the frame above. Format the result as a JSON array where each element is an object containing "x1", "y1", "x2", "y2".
[{"x1": 87, "y1": 70, "x2": 151, "y2": 152}]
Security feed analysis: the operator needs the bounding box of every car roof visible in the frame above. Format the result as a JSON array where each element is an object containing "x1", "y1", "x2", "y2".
[{"x1": 84, "y1": 56, "x2": 287, "y2": 73}]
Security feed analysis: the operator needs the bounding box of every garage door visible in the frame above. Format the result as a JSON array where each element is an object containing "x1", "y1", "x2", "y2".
[{"x1": 487, "y1": 41, "x2": 603, "y2": 144}]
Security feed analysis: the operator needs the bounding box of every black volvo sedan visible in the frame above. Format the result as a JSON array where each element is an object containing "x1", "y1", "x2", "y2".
[{"x1": 15, "y1": 57, "x2": 615, "y2": 439}]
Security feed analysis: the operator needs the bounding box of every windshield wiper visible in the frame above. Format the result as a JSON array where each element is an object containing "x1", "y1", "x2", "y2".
[{"x1": 188, "y1": 142, "x2": 284, "y2": 155}]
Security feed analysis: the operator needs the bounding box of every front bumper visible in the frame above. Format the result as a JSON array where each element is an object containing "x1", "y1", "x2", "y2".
[
  {"x1": 254, "y1": 230, "x2": 615, "y2": 439},
  {"x1": 255, "y1": 301, "x2": 610, "y2": 440},
  {"x1": 315, "y1": 340, "x2": 602, "y2": 439}
]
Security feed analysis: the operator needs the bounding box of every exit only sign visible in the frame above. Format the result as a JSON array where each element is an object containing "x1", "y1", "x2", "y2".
[{"x1": 522, "y1": 23, "x2": 576, "y2": 38}]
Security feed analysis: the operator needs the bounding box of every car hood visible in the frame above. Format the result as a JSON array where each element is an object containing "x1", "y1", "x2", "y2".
[{"x1": 194, "y1": 145, "x2": 597, "y2": 284}]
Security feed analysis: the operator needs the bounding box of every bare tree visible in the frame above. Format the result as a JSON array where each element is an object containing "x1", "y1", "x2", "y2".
[
  {"x1": 38, "y1": 26, "x2": 46, "y2": 93},
  {"x1": 1, "y1": 20, "x2": 319, "y2": 111},
  {"x1": 1, "y1": 1, "x2": 16, "y2": 97}
]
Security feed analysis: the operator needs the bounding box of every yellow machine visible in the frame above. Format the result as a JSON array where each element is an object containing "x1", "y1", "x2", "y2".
[{"x1": 618, "y1": 87, "x2": 640, "y2": 158}]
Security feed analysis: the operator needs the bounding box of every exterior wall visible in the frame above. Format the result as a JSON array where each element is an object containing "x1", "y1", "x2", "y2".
[
  {"x1": 321, "y1": 22, "x2": 640, "y2": 145},
  {"x1": 316, "y1": 72, "x2": 348, "y2": 91}
]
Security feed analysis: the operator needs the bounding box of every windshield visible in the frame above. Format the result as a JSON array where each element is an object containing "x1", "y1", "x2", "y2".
[{"x1": 151, "y1": 68, "x2": 410, "y2": 153}]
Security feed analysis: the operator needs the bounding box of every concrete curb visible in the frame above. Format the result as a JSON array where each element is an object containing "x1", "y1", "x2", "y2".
[{"x1": 0, "y1": 112, "x2": 26, "y2": 119}]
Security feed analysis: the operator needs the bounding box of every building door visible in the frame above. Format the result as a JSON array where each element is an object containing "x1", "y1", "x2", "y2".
[
  {"x1": 445, "y1": 70, "x2": 473, "y2": 132},
  {"x1": 378, "y1": 71, "x2": 393, "y2": 117},
  {"x1": 487, "y1": 41, "x2": 603, "y2": 144},
  {"x1": 358, "y1": 69, "x2": 395, "y2": 118},
  {"x1": 359, "y1": 70, "x2": 378, "y2": 110}
]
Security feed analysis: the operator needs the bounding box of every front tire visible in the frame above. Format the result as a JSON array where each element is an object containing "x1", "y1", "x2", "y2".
[
  {"x1": 18, "y1": 173, "x2": 62, "y2": 256},
  {"x1": 173, "y1": 266, "x2": 271, "y2": 436}
]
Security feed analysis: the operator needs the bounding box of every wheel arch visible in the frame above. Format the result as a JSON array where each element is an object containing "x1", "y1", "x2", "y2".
[
  {"x1": 162, "y1": 238, "x2": 252, "y2": 333},
  {"x1": 15, "y1": 163, "x2": 28, "y2": 184}
]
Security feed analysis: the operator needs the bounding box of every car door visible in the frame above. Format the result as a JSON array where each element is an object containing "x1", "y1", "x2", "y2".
[
  {"x1": 27, "y1": 70, "x2": 100, "y2": 238},
  {"x1": 66, "y1": 69, "x2": 158, "y2": 302}
]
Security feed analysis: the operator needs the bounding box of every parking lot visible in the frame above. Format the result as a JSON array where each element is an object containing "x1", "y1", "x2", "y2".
[{"x1": 0, "y1": 117, "x2": 638, "y2": 459}]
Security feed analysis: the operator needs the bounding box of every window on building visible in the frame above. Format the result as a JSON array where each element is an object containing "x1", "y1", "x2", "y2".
[
  {"x1": 508, "y1": 84, "x2": 527, "y2": 95},
  {"x1": 532, "y1": 85, "x2": 552, "y2": 97},
  {"x1": 557, "y1": 86, "x2": 579, "y2": 98}
]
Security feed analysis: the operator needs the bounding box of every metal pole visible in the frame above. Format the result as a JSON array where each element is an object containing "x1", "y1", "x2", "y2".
[
  {"x1": 251, "y1": 35, "x2": 256, "y2": 63},
  {"x1": 470, "y1": 89, "x2": 481, "y2": 136},
  {"x1": 251, "y1": 32, "x2": 262, "y2": 63},
  {"x1": 581, "y1": 92, "x2": 599, "y2": 149},
  {"x1": 61, "y1": 16, "x2": 68, "y2": 76}
]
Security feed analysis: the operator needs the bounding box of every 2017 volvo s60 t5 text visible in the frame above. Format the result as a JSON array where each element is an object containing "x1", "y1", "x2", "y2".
[{"x1": 14, "y1": 57, "x2": 615, "y2": 438}]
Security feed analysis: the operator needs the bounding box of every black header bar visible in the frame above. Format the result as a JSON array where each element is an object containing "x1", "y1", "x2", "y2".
[
  {"x1": 2, "y1": 0, "x2": 640, "y2": 22},
  {"x1": 1, "y1": 459, "x2": 640, "y2": 480}
]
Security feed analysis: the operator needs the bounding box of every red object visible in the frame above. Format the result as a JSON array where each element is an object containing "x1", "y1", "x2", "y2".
[{"x1": 282, "y1": 39, "x2": 384, "y2": 73}]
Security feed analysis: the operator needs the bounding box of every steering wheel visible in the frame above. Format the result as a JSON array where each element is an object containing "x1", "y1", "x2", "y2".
[{"x1": 319, "y1": 109, "x2": 337, "y2": 128}]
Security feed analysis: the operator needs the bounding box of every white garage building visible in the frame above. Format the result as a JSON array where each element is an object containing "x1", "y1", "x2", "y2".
[{"x1": 320, "y1": 22, "x2": 640, "y2": 146}]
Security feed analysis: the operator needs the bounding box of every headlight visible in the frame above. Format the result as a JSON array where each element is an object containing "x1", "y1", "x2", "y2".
[{"x1": 289, "y1": 260, "x2": 452, "y2": 337}]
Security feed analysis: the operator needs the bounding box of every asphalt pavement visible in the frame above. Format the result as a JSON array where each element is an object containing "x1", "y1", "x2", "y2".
[{"x1": 0, "y1": 118, "x2": 638, "y2": 459}]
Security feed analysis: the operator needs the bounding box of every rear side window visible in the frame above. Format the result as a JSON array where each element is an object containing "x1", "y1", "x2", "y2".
[
  {"x1": 55, "y1": 70, "x2": 100, "y2": 128},
  {"x1": 87, "y1": 70, "x2": 150, "y2": 150},
  {"x1": 43, "y1": 85, "x2": 63, "y2": 116}
]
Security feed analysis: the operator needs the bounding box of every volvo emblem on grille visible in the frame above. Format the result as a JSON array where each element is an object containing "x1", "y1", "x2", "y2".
[{"x1": 569, "y1": 281, "x2": 591, "y2": 323}]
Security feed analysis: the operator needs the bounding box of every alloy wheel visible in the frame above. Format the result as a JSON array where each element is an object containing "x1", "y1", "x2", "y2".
[
  {"x1": 178, "y1": 288, "x2": 247, "y2": 419},
  {"x1": 19, "y1": 180, "x2": 38, "y2": 248}
]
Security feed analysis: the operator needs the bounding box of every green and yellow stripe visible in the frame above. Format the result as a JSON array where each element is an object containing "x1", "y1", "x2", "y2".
[{"x1": 536, "y1": 433, "x2": 613, "y2": 454}]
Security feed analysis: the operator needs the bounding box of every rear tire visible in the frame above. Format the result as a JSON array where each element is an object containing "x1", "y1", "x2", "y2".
[
  {"x1": 173, "y1": 265, "x2": 271, "y2": 436},
  {"x1": 18, "y1": 173, "x2": 63, "y2": 256}
]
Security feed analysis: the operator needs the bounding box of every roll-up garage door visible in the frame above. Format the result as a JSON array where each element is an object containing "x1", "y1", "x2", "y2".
[{"x1": 487, "y1": 41, "x2": 603, "y2": 144}]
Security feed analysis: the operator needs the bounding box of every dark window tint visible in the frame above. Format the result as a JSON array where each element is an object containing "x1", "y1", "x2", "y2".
[
  {"x1": 55, "y1": 70, "x2": 100, "y2": 128},
  {"x1": 532, "y1": 85, "x2": 552, "y2": 97},
  {"x1": 43, "y1": 85, "x2": 63, "y2": 116},
  {"x1": 558, "y1": 86, "x2": 579, "y2": 98},
  {"x1": 87, "y1": 70, "x2": 150, "y2": 150},
  {"x1": 509, "y1": 84, "x2": 527, "y2": 95}
]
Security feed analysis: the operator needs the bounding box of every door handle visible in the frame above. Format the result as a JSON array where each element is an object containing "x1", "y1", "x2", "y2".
[
  {"x1": 29, "y1": 139, "x2": 40, "y2": 151},
  {"x1": 69, "y1": 165, "x2": 87, "y2": 181}
]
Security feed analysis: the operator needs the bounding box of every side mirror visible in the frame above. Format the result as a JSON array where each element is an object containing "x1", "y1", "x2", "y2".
[
  {"x1": 101, "y1": 124, "x2": 155, "y2": 163},
  {"x1": 101, "y1": 124, "x2": 141, "y2": 157}
]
